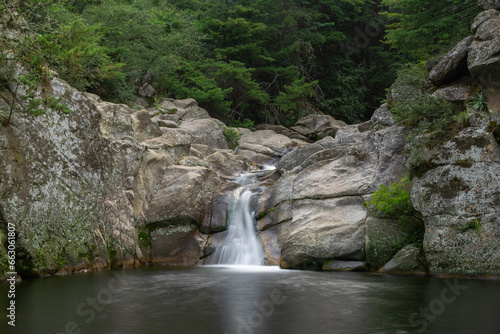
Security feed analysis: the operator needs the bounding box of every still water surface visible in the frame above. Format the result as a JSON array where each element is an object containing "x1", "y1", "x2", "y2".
[{"x1": 1, "y1": 266, "x2": 499, "y2": 334}]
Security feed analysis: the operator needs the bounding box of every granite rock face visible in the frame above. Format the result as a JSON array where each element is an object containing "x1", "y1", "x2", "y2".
[
  {"x1": 429, "y1": 36, "x2": 474, "y2": 86},
  {"x1": 255, "y1": 120, "x2": 408, "y2": 270},
  {"x1": 411, "y1": 129, "x2": 500, "y2": 275}
]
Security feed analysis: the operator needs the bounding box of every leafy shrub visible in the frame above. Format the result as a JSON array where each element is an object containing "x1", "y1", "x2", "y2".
[
  {"x1": 390, "y1": 63, "x2": 456, "y2": 169},
  {"x1": 365, "y1": 176, "x2": 424, "y2": 248},
  {"x1": 365, "y1": 177, "x2": 421, "y2": 221},
  {"x1": 467, "y1": 91, "x2": 489, "y2": 112},
  {"x1": 222, "y1": 126, "x2": 241, "y2": 149}
]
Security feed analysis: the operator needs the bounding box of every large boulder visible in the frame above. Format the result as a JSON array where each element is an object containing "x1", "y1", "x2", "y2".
[
  {"x1": 150, "y1": 225, "x2": 205, "y2": 266},
  {"x1": 152, "y1": 98, "x2": 210, "y2": 122},
  {"x1": 411, "y1": 128, "x2": 500, "y2": 275},
  {"x1": 364, "y1": 217, "x2": 411, "y2": 271},
  {"x1": 322, "y1": 260, "x2": 366, "y2": 272},
  {"x1": 276, "y1": 136, "x2": 335, "y2": 173},
  {"x1": 431, "y1": 77, "x2": 474, "y2": 108},
  {"x1": 92, "y1": 99, "x2": 135, "y2": 140},
  {"x1": 141, "y1": 130, "x2": 191, "y2": 163},
  {"x1": 199, "y1": 182, "x2": 242, "y2": 234},
  {"x1": 429, "y1": 36, "x2": 474, "y2": 86},
  {"x1": 179, "y1": 118, "x2": 229, "y2": 150},
  {"x1": 280, "y1": 197, "x2": 367, "y2": 269},
  {"x1": 254, "y1": 125, "x2": 408, "y2": 270},
  {"x1": 135, "y1": 165, "x2": 220, "y2": 226},
  {"x1": 478, "y1": 0, "x2": 500, "y2": 10},
  {"x1": 0, "y1": 77, "x2": 139, "y2": 272},
  {"x1": 290, "y1": 115, "x2": 347, "y2": 140},
  {"x1": 471, "y1": 9, "x2": 500, "y2": 34},
  {"x1": 468, "y1": 13, "x2": 500, "y2": 87},
  {"x1": 131, "y1": 110, "x2": 162, "y2": 143},
  {"x1": 371, "y1": 103, "x2": 394, "y2": 127},
  {"x1": 238, "y1": 130, "x2": 298, "y2": 164}
]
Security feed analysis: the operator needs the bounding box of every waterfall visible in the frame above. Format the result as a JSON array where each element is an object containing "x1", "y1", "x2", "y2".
[{"x1": 208, "y1": 166, "x2": 274, "y2": 266}]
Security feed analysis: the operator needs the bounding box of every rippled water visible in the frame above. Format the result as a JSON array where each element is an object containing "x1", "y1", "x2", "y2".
[{"x1": 1, "y1": 267, "x2": 500, "y2": 334}]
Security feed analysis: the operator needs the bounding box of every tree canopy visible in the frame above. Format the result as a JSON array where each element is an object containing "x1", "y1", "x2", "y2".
[{"x1": 0, "y1": 0, "x2": 480, "y2": 125}]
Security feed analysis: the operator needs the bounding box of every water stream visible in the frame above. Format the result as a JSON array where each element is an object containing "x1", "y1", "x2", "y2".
[{"x1": 207, "y1": 166, "x2": 274, "y2": 266}]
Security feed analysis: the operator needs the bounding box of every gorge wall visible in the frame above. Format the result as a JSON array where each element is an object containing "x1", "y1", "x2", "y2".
[{"x1": 1, "y1": 0, "x2": 500, "y2": 277}]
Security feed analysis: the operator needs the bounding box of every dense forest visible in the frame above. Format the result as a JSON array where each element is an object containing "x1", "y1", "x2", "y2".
[{"x1": 0, "y1": 0, "x2": 479, "y2": 126}]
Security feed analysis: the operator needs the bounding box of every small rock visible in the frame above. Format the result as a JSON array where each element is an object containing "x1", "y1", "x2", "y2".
[
  {"x1": 380, "y1": 245, "x2": 427, "y2": 274},
  {"x1": 371, "y1": 103, "x2": 394, "y2": 127},
  {"x1": 478, "y1": 0, "x2": 500, "y2": 10},
  {"x1": 322, "y1": 260, "x2": 366, "y2": 271}
]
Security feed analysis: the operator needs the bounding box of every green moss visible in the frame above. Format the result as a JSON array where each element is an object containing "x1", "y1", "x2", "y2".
[
  {"x1": 221, "y1": 125, "x2": 241, "y2": 149},
  {"x1": 454, "y1": 158, "x2": 473, "y2": 169},
  {"x1": 452, "y1": 136, "x2": 490, "y2": 153},
  {"x1": 137, "y1": 226, "x2": 151, "y2": 247},
  {"x1": 256, "y1": 206, "x2": 276, "y2": 221},
  {"x1": 410, "y1": 159, "x2": 440, "y2": 178},
  {"x1": 459, "y1": 219, "x2": 481, "y2": 235}
]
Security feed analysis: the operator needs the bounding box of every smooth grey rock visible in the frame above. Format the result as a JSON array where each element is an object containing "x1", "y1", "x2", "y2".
[
  {"x1": 141, "y1": 131, "x2": 191, "y2": 163},
  {"x1": 131, "y1": 110, "x2": 162, "y2": 143},
  {"x1": 179, "y1": 118, "x2": 229, "y2": 150},
  {"x1": 276, "y1": 136, "x2": 335, "y2": 173},
  {"x1": 200, "y1": 182, "x2": 242, "y2": 234},
  {"x1": 238, "y1": 130, "x2": 298, "y2": 164},
  {"x1": 157, "y1": 119, "x2": 178, "y2": 128},
  {"x1": 205, "y1": 150, "x2": 250, "y2": 178},
  {"x1": 255, "y1": 123, "x2": 309, "y2": 141}
]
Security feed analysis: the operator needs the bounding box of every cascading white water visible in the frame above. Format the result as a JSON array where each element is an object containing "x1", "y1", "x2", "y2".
[{"x1": 208, "y1": 166, "x2": 274, "y2": 265}]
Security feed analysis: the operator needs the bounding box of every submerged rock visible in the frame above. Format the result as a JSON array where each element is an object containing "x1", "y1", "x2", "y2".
[
  {"x1": 322, "y1": 260, "x2": 366, "y2": 272},
  {"x1": 380, "y1": 245, "x2": 427, "y2": 274}
]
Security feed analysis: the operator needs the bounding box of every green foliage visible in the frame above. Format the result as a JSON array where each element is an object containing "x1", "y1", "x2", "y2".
[
  {"x1": 390, "y1": 63, "x2": 456, "y2": 167},
  {"x1": 222, "y1": 125, "x2": 241, "y2": 149},
  {"x1": 365, "y1": 176, "x2": 420, "y2": 221},
  {"x1": 137, "y1": 226, "x2": 151, "y2": 248},
  {"x1": 452, "y1": 110, "x2": 469, "y2": 129},
  {"x1": 365, "y1": 176, "x2": 424, "y2": 248},
  {"x1": 17, "y1": 199, "x2": 104, "y2": 272},
  {"x1": 231, "y1": 118, "x2": 254, "y2": 129},
  {"x1": 1, "y1": 0, "x2": 400, "y2": 124},
  {"x1": 467, "y1": 91, "x2": 489, "y2": 112},
  {"x1": 460, "y1": 219, "x2": 481, "y2": 235},
  {"x1": 381, "y1": 0, "x2": 479, "y2": 60},
  {"x1": 274, "y1": 78, "x2": 318, "y2": 126}
]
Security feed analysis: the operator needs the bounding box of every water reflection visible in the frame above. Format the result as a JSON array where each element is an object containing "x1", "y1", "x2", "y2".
[{"x1": 1, "y1": 267, "x2": 500, "y2": 334}]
